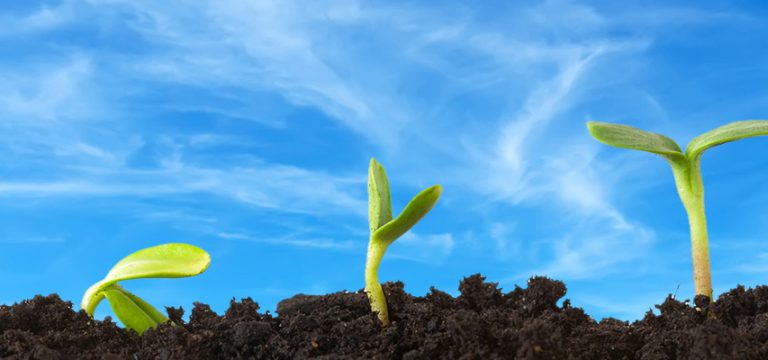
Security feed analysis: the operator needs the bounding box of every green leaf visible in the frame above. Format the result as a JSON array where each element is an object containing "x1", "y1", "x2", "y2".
[
  {"x1": 368, "y1": 158, "x2": 393, "y2": 232},
  {"x1": 104, "y1": 243, "x2": 210, "y2": 282},
  {"x1": 686, "y1": 120, "x2": 768, "y2": 160},
  {"x1": 373, "y1": 185, "x2": 442, "y2": 244},
  {"x1": 81, "y1": 243, "x2": 210, "y2": 315},
  {"x1": 587, "y1": 121, "x2": 684, "y2": 160},
  {"x1": 103, "y1": 284, "x2": 168, "y2": 335}
]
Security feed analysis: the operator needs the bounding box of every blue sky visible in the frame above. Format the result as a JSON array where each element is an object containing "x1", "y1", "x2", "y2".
[{"x1": 1, "y1": 0, "x2": 768, "y2": 321}]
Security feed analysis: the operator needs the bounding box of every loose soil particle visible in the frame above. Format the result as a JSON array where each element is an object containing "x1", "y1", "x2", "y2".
[{"x1": 2, "y1": 274, "x2": 768, "y2": 359}]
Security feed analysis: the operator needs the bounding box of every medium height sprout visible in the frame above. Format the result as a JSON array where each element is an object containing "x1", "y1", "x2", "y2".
[
  {"x1": 81, "y1": 243, "x2": 210, "y2": 334},
  {"x1": 588, "y1": 120, "x2": 768, "y2": 300},
  {"x1": 366, "y1": 158, "x2": 441, "y2": 326}
]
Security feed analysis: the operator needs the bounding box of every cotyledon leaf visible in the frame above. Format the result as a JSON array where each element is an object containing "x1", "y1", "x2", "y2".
[
  {"x1": 372, "y1": 185, "x2": 442, "y2": 245},
  {"x1": 368, "y1": 158, "x2": 393, "y2": 232},
  {"x1": 103, "y1": 284, "x2": 168, "y2": 335},
  {"x1": 686, "y1": 120, "x2": 768, "y2": 160},
  {"x1": 104, "y1": 242, "x2": 210, "y2": 282},
  {"x1": 587, "y1": 121, "x2": 685, "y2": 162},
  {"x1": 81, "y1": 243, "x2": 210, "y2": 315}
]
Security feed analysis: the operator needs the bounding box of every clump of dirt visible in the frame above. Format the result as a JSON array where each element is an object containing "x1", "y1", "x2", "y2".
[
  {"x1": 0, "y1": 294, "x2": 138, "y2": 359},
  {"x1": 3, "y1": 275, "x2": 768, "y2": 359}
]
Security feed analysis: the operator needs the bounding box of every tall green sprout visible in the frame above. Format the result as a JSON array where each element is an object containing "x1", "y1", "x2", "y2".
[
  {"x1": 588, "y1": 120, "x2": 768, "y2": 299},
  {"x1": 366, "y1": 158, "x2": 441, "y2": 326}
]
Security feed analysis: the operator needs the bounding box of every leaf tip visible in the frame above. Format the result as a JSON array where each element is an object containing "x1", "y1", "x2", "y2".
[
  {"x1": 586, "y1": 120, "x2": 609, "y2": 140},
  {"x1": 369, "y1": 157, "x2": 381, "y2": 170},
  {"x1": 428, "y1": 184, "x2": 443, "y2": 198},
  {"x1": 198, "y1": 250, "x2": 212, "y2": 274}
]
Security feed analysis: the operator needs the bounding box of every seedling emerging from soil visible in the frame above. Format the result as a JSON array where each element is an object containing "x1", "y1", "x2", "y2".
[
  {"x1": 81, "y1": 243, "x2": 210, "y2": 334},
  {"x1": 588, "y1": 120, "x2": 768, "y2": 299},
  {"x1": 366, "y1": 158, "x2": 442, "y2": 326}
]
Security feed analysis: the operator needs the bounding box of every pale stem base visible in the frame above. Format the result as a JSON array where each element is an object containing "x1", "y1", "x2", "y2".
[
  {"x1": 685, "y1": 197, "x2": 713, "y2": 300},
  {"x1": 672, "y1": 160, "x2": 713, "y2": 300},
  {"x1": 364, "y1": 240, "x2": 390, "y2": 326}
]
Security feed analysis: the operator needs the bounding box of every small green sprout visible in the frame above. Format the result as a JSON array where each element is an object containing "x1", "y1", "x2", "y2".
[
  {"x1": 588, "y1": 120, "x2": 768, "y2": 300},
  {"x1": 366, "y1": 158, "x2": 442, "y2": 326},
  {"x1": 81, "y1": 243, "x2": 210, "y2": 334}
]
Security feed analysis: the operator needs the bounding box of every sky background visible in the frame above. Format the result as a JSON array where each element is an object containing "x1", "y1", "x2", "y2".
[{"x1": 2, "y1": 0, "x2": 768, "y2": 322}]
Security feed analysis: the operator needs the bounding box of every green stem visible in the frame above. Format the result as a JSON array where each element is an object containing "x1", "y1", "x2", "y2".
[
  {"x1": 364, "y1": 238, "x2": 390, "y2": 326},
  {"x1": 686, "y1": 196, "x2": 712, "y2": 300},
  {"x1": 670, "y1": 158, "x2": 712, "y2": 300}
]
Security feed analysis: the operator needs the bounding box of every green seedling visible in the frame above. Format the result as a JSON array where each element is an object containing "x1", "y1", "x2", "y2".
[
  {"x1": 588, "y1": 120, "x2": 768, "y2": 300},
  {"x1": 366, "y1": 158, "x2": 442, "y2": 326},
  {"x1": 81, "y1": 243, "x2": 210, "y2": 334}
]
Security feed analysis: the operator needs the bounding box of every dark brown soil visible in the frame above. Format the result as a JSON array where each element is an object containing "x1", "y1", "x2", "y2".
[{"x1": 3, "y1": 274, "x2": 768, "y2": 359}]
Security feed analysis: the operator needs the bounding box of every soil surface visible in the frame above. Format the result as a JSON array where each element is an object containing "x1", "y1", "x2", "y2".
[{"x1": 2, "y1": 274, "x2": 768, "y2": 359}]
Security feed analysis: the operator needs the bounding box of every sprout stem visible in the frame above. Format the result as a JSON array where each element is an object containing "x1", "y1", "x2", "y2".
[
  {"x1": 670, "y1": 158, "x2": 712, "y2": 299},
  {"x1": 365, "y1": 239, "x2": 389, "y2": 326},
  {"x1": 687, "y1": 198, "x2": 712, "y2": 300}
]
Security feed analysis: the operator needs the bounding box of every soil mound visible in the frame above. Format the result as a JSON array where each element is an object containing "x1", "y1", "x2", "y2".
[{"x1": 3, "y1": 274, "x2": 768, "y2": 359}]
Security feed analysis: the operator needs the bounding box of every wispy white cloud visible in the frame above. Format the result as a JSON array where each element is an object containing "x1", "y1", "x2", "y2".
[
  {"x1": 0, "y1": 236, "x2": 67, "y2": 244},
  {"x1": 728, "y1": 251, "x2": 768, "y2": 274},
  {"x1": 0, "y1": 1, "x2": 76, "y2": 36},
  {"x1": 576, "y1": 292, "x2": 665, "y2": 321},
  {"x1": 488, "y1": 222, "x2": 520, "y2": 260},
  {"x1": 0, "y1": 161, "x2": 366, "y2": 217},
  {"x1": 0, "y1": 0, "x2": 657, "y2": 279},
  {"x1": 0, "y1": 56, "x2": 95, "y2": 123},
  {"x1": 94, "y1": 0, "x2": 395, "y2": 143},
  {"x1": 456, "y1": 2, "x2": 755, "y2": 281},
  {"x1": 79, "y1": 1, "x2": 650, "y2": 153},
  {"x1": 215, "y1": 229, "x2": 455, "y2": 262},
  {"x1": 485, "y1": 50, "x2": 604, "y2": 200},
  {"x1": 535, "y1": 220, "x2": 656, "y2": 279},
  {"x1": 0, "y1": 1, "x2": 757, "y2": 312},
  {"x1": 389, "y1": 232, "x2": 455, "y2": 264},
  {"x1": 217, "y1": 231, "x2": 355, "y2": 250},
  {"x1": 0, "y1": 54, "x2": 126, "y2": 174},
  {"x1": 440, "y1": 39, "x2": 658, "y2": 279},
  {"x1": 135, "y1": 210, "x2": 218, "y2": 224},
  {"x1": 604, "y1": 4, "x2": 755, "y2": 29}
]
